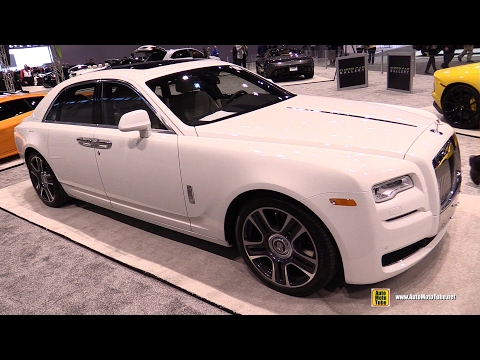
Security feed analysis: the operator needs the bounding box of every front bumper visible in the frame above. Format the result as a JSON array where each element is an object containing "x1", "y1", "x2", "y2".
[{"x1": 433, "y1": 100, "x2": 443, "y2": 114}]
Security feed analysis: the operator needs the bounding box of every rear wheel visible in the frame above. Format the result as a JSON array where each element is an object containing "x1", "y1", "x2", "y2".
[
  {"x1": 441, "y1": 84, "x2": 480, "y2": 129},
  {"x1": 235, "y1": 197, "x2": 340, "y2": 297},
  {"x1": 27, "y1": 151, "x2": 70, "y2": 207}
]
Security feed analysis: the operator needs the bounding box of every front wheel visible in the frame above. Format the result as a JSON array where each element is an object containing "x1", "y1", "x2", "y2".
[
  {"x1": 27, "y1": 151, "x2": 70, "y2": 207},
  {"x1": 441, "y1": 84, "x2": 480, "y2": 129},
  {"x1": 235, "y1": 197, "x2": 340, "y2": 297}
]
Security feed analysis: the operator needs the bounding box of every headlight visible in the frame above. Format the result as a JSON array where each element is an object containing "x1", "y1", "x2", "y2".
[{"x1": 372, "y1": 175, "x2": 414, "y2": 203}]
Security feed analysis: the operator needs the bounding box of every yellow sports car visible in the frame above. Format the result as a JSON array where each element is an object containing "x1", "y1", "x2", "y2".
[
  {"x1": 432, "y1": 62, "x2": 480, "y2": 129},
  {"x1": 0, "y1": 91, "x2": 46, "y2": 159}
]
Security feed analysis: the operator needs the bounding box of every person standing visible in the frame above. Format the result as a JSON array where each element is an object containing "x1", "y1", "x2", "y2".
[
  {"x1": 20, "y1": 65, "x2": 33, "y2": 86},
  {"x1": 211, "y1": 45, "x2": 219, "y2": 58},
  {"x1": 470, "y1": 155, "x2": 480, "y2": 185},
  {"x1": 257, "y1": 45, "x2": 268, "y2": 57},
  {"x1": 458, "y1": 45, "x2": 474, "y2": 63},
  {"x1": 441, "y1": 45, "x2": 456, "y2": 68},
  {"x1": 326, "y1": 45, "x2": 338, "y2": 66},
  {"x1": 236, "y1": 45, "x2": 248, "y2": 68},
  {"x1": 231, "y1": 45, "x2": 238, "y2": 64},
  {"x1": 423, "y1": 45, "x2": 439, "y2": 74}
]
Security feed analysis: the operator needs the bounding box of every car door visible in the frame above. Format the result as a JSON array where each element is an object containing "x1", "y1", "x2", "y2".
[
  {"x1": 45, "y1": 83, "x2": 111, "y2": 208},
  {"x1": 93, "y1": 81, "x2": 190, "y2": 231}
]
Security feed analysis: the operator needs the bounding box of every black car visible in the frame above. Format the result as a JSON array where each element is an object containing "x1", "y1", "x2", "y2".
[
  {"x1": 42, "y1": 71, "x2": 58, "y2": 88},
  {"x1": 256, "y1": 47, "x2": 314, "y2": 80}
]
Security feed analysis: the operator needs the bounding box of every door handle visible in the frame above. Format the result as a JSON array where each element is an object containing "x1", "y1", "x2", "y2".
[
  {"x1": 76, "y1": 137, "x2": 112, "y2": 149},
  {"x1": 95, "y1": 139, "x2": 112, "y2": 149},
  {"x1": 76, "y1": 137, "x2": 95, "y2": 147}
]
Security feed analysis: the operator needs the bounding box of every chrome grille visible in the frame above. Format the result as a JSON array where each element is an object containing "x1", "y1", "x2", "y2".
[{"x1": 433, "y1": 135, "x2": 462, "y2": 212}]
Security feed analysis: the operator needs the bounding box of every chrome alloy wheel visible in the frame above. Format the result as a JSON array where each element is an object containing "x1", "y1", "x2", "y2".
[
  {"x1": 27, "y1": 151, "x2": 69, "y2": 207},
  {"x1": 29, "y1": 154, "x2": 55, "y2": 204},
  {"x1": 235, "y1": 198, "x2": 339, "y2": 297},
  {"x1": 241, "y1": 207, "x2": 318, "y2": 288}
]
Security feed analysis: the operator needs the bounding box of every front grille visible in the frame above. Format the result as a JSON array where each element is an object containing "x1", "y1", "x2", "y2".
[
  {"x1": 433, "y1": 135, "x2": 462, "y2": 212},
  {"x1": 381, "y1": 135, "x2": 461, "y2": 267}
]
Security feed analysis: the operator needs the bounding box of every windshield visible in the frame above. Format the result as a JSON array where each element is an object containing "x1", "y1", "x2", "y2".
[{"x1": 146, "y1": 64, "x2": 296, "y2": 126}]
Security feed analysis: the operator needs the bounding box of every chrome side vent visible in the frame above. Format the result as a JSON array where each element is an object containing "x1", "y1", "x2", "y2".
[{"x1": 187, "y1": 185, "x2": 195, "y2": 204}]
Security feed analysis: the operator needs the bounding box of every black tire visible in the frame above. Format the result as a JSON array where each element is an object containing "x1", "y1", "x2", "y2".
[
  {"x1": 304, "y1": 73, "x2": 314, "y2": 79},
  {"x1": 235, "y1": 197, "x2": 340, "y2": 297},
  {"x1": 27, "y1": 151, "x2": 70, "y2": 208},
  {"x1": 441, "y1": 84, "x2": 480, "y2": 129}
]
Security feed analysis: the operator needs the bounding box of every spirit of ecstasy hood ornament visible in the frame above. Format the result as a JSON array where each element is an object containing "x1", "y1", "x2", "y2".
[{"x1": 430, "y1": 118, "x2": 443, "y2": 135}]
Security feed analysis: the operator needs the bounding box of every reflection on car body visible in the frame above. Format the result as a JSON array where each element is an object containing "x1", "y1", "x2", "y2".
[{"x1": 14, "y1": 59, "x2": 461, "y2": 297}]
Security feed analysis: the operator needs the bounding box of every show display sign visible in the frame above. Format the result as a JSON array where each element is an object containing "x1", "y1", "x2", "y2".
[
  {"x1": 336, "y1": 53, "x2": 368, "y2": 90},
  {"x1": 387, "y1": 52, "x2": 413, "y2": 93}
]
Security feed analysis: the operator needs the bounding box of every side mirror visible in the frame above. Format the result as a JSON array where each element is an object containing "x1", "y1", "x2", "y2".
[{"x1": 118, "y1": 109, "x2": 151, "y2": 138}]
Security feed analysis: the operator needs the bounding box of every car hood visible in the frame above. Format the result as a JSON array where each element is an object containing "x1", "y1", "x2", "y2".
[
  {"x1": 435, "y1": 62, "x2": 479, "y2": 78},
  {"x1": 195, "y1": 95, "x2": 439, "y2": 159},
  {"x1": 434, "y1": 63, "x2": 479, "y2": 86}
]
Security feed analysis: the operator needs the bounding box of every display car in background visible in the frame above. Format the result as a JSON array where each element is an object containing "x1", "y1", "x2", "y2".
[
  {"x1": 14, "y1": 59, "x2": 461, "y2": 297},
  {"x1": 432, "y1": 62, "x2": 480, "y2": 129},
  {"x1": 133, "y1": 45, "x2": 220, "y2": 62},
  {"x1": 0, "y1": 91, "x2": 46, "y2": 159},
  {"x1": 256, "y1": 47, "x2": 314, "y2": 80},
  {"x1": 67, "y1": 64, "x2": 88, "y2": 77},
  {"x1": 42, "y1": 71, "x2": 59, "y2": 88},
  {"x1": 69, "y1": 64, "x2": 108, "y2": 78}
]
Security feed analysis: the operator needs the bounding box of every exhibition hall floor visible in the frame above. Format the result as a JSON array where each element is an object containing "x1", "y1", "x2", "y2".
[{"x1": 1, "y1": 57, "x2": 479, "y2": 315}]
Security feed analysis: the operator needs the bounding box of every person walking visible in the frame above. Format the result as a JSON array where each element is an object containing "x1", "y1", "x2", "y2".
[
  {"x1": 458, "y1": 45, "x2": 474, "y2": 63},
  {"x1": 423, "y1": 45, "x2": 440, "y2": 74},
  {"x1": 441, "y1": 45, "x2": 456, "y2": 68},
  {"x1": 326, "y1": 45, "x2": 339, "y2": 66},
  {"x1": 366, "y1": 45, "x2": 377, "y2": 64}
]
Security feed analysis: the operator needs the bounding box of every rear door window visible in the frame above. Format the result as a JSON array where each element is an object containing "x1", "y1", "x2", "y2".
[{"x1": 44, "y1": 84, "x2": 96, "y2": 124}]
